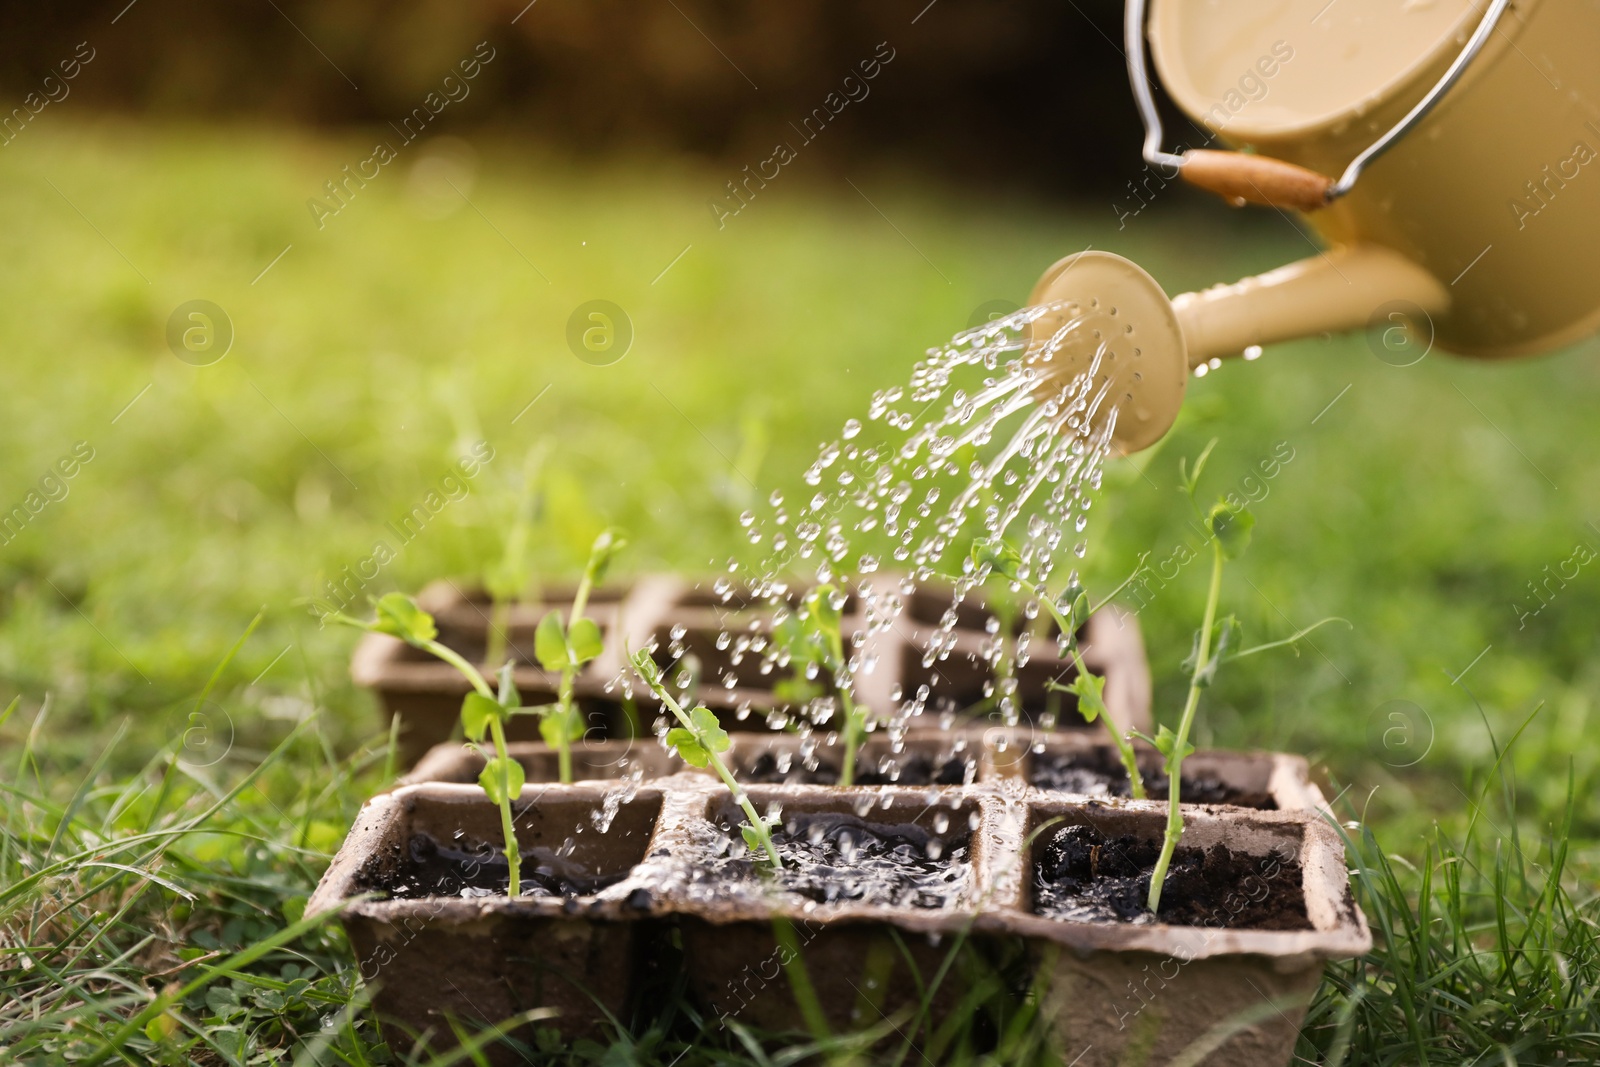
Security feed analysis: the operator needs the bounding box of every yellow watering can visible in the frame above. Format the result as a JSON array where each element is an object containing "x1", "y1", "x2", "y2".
[{"x1": 1030, "y1": 0, "x2": 1600, "y2": 453}]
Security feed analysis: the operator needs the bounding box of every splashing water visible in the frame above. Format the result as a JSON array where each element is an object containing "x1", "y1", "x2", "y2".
[
  {"x1": 648, "y1": 301, "x2": 1123, "y2": 758},
  {"x1": 591, "y1": 767, "x2": 645, "y2": 832}
]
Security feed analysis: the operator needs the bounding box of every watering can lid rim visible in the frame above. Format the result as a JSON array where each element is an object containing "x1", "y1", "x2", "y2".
[{"x1": 1148, "y1": 0, "x2": 1512, "y2": 140}]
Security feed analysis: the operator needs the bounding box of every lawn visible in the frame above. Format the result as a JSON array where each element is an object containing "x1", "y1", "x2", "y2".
[{"x1": 1, "y1": 121, "x2": 1597, "y2": 1064}]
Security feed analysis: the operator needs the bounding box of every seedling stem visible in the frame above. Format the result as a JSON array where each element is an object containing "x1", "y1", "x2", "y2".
[
  {"x1": 534, "y1": 529, "x2": 626, "y2": 783},
  {"x1": 331, "y1": 594, "x2": 525, "y2": 897},
  {"x1": 418, "y1": 638, "x2": 525, "y2": 898},
  {"x1": 631, "y1": 650, "x2": 781, "y2": 868},
  {"x1": 1147, "y1": 539, "x2": 1224, "y2": 914},
  {"x1": 486, "y1": 715, "x2": 522, "y2": 897},
  {"x1": 1040, "y1": 591, "x2": 1148, "y2": 801},
  {"x1": 428, "y1": 641, "x2": 493, "y2": 697},
  {"x1": 829, "y1": 630, "x2": 866, "y2": 788},
  {"x1": 554, "y1": 670, "x2": 576, "y2": 784},
  {"x1": 972, "y1": 539, "x2": 1147, "y2": 800}
]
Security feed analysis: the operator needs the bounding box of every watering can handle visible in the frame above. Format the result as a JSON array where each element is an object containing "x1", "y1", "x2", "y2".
[
  {"x1": 1124, "y1": 0, "x2": 1513, "y2": 209},
  {"x1": 1176, "y1": 150, "x2": 1331, "y2": 213}
]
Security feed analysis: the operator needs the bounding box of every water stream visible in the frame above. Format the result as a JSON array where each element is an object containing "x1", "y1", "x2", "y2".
[{"x1": 668, "y1": 300, "x2": 1122, "y2": 753}]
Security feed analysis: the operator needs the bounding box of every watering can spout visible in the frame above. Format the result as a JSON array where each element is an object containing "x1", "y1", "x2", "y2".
[
  {"x1": 1173, "y1": 246, "x2": 1449, "y2": 368},
  {"x1": 1025, "y1": 245, "x2": 1449, "y2": 456}
]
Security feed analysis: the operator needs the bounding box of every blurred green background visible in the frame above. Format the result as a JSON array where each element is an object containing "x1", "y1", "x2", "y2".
[{"x1": 2, "y1": 3, "x2": 1598, "y2": 1059}]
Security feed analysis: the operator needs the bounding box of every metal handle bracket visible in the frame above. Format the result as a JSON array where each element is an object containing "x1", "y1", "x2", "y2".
[{"x1": 1124, "y1": 0, "x2": 1512, "y2": 205}]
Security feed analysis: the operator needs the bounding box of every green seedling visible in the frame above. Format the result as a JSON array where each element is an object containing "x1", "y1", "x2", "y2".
[
  {"x1": 971, "y1": 444, "x2": 1343, "y2": 916},
  {"x1": 1143, "y1": 502, "x2": 1233, "y2": 913},
  {"x1": 483, "y1": 442, "x2": 549, "y2": 670},
  {"x1": 629, "y1": 648, "x2": 782, "y2": 868},
  {"x1": 529, "y1": 528, "x2": 626, "y2": 783},
  {"x1": 970, "y1": 539, "x2": 1148, "y2": 799},
  {"x1": 333, "y1": 593, "x2": 531, "y2": 896},
  {"x1": 1144, "y1": 440, "x2": 1344, "y2": 912},
  {"x1": 776, "y1": 584, "x2": 868, "y2": 785}
]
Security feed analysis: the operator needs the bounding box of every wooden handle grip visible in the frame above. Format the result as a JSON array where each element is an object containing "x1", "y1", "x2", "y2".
[{"x1": 1179, "y1": 149, "x2": 1333, "y2": 213}]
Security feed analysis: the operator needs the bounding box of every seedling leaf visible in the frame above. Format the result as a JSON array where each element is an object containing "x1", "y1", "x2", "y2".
[
  {"x1": 539, "y1": 705, "x2": 584, "y2": 749},
  {"x1": 586, "y1": 528, "x2": 627, "y2": 585},
  {"x1": 690, "y1": 705, "x2": 730, "y2": 754},
  {"x1": 568, "y1": 617, "x2": 604, "y2": 665},
  {"x1": 535, "y1": 610, "x2": 568, "y2": 671},
  {"x1": 804, "y1": 584, "x2": 842, "y2": 638},
  {"x1": 1212, "y1": 615, "x2": 1241, "y2": 662},
  {"x1": 372, "y1": 593, "x2": 437, "y2": 646},
  {"x1": 1065, "y1": 670, "x2": 1107, "y2": 724},
  {"x1": 666, "y1": 727, "x2": 711, "y2": 767},
  {"x1": 460, "y1": 692, "x2": 500, "y2": 743},
  {"x1": 1184, "y1": 615, "x2": 1240, "y2": 688},
  {"x1": 1179, "y1": 438, "x2": 1219, "y2": 501},
  {"x1": 496, "y1": 662, "x2": 520, "y2": 709},
  {"x1": 742, "y1": 825, "x2": 770, "y2": 854},
  {"x1": 774, "y1": 614, "x2": 815, "y2": 662},
  {"x1": 1057, "y1": 582, "x2": 1090, "y2": 635},
  {"x1": 1208, "y1": 502, "x2": 1255, "y2": 560},
  {"x1": 1152, "y1": 725, "x2": 1195, "y2": 769},
  {"x1": 1181, "y1": 627, "x2": 1203, "y2": 675},
  {"x1": 970, "y1": 538, "x2": 1023, "y2": 582},
  {"x1": 629, "y1": 647, "x2": 662, "y2": 684},
  {"x1": 478, "y1": 756, "x2": 525, "y2": 805}
]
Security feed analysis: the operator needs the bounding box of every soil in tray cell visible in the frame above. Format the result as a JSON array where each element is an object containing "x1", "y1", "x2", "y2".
[
  {"x1": 689, "y1": 811, "x2": 972, "y2": 909},
  {"x1": 368, "y1": 832, "x2": 629, "y2": 900},
  {"x1": 1030, "y1": 749, "x2": 1275, "y2": 809},
  {"x1": 742, "y1": 749, "x2": 976, "y2": 786},
  {"x1": 1033, "y1": 824, "x2": 1310, "y2": 929}
]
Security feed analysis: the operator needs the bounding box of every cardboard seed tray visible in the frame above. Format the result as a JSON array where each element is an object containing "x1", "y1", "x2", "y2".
[
  {"x1": 353, "y1": 576, "x2": 1153, "y2": 764},
  {"x1": 311, "y1": 766, "x2": 1364, "y2": 1065}
]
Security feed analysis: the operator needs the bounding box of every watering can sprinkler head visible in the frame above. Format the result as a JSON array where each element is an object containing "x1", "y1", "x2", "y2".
[
  {"x1": 1027, "y1": 246, "x2": 1451, "y2": 455},
  {"x1": 1024, "y1": 251, "x2": 1188, "y2": 456}
]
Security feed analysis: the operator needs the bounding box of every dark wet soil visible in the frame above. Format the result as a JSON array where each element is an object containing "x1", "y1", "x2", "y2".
[
  {"x1": 365, "y1": 832, "x2": 628, "y2": 900},
  {"x1": 1033, "y1": 824, "x2": 1310, "y2": 929},
  {"x1": 702, "y1": 811, "x2": 971, "y2": 909},
  {"x1": 742, "y1": 750, "x2": 975, "y2": 786},
  {"x1": 1030, "y1": 749, "x2": 1276, "y2": 809}
]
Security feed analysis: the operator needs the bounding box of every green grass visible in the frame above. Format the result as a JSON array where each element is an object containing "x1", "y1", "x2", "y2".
[{"x1": 1, "y1": 121, "x2": 1598, "y2": 1063}]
